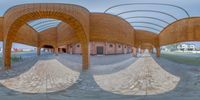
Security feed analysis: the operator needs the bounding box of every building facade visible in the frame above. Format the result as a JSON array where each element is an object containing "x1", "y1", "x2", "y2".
[
  {"x1": 177, "y1": 43, "x2": 196, "y2": 51},
  {"x1": 58, "y1": 42, "x2": 132, "y2": 55}
]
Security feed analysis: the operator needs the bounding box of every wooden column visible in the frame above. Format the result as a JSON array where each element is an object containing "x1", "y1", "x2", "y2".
[
  {"x1": 81, "y1": 42, "x2": 90, "y2": 70},
  {"x1": 3, "y1": 39, "x2": 12, "y2": 70},
  {"x1": 156, "y1": 47, "x2": 161, "y2": 57},
  {"x1": 104, "y1": 42, "x2": 107, "y2": 55},
  {"x1": 115, "y1": 43, "x2": 117, "y2": 54}
]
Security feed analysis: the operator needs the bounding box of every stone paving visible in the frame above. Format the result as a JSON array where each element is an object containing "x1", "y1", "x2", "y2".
[
  {"x1": 0, "y1": 59, "x2": 80, "y2": 93},
  {"x1": 93, "y1": 53, "x2": 180, "y2": 95},
  {"x1": 0, "y1": 53, "x2": 199, "y2": 100}
]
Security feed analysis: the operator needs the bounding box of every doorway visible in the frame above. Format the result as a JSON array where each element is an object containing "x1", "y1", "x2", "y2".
[
  {"x1": 96, "y1": 46, "x2": 104, "y2": 55},
  {"x1": 62, "y1": 48, "x2": 66, "y2": 53}
]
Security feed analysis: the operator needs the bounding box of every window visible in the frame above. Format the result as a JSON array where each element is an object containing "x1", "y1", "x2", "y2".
[
  {"x1": 77, "y1": 45, "x2": 80, "y2": 48},
  {"x1": 118, "y1": 45, "x2": 121, "y2": 48},
  {"x1": 109, "y1": 44, "x2": 113, "y2": 48}
]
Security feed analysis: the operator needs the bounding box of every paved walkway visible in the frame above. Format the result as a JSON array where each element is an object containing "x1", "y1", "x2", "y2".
[
  {"x1": 93, "y1": 53, "x2": 180, "y2": 95},
  {"x1": 0, "y1": 53, "x2": 199, "y2": 100},
  {"x1": 0, "y1": 59, "x2": 80, "y2": 93}
]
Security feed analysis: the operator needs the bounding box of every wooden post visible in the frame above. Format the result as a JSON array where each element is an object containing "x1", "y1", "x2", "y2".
[{"x1": 156, "y1": 47, "x2": 160, "y2": 57}]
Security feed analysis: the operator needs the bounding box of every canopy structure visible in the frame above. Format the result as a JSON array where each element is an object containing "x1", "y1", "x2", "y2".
[
  {"x1": 28, "y1": 18, "x2": 61, "y2": 32},
  {"x1": 0, "y1": 2, "x2": 199, "y2": 70}
]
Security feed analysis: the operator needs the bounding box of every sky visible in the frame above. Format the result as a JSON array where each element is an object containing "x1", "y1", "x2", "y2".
[{"x1": 0, "y1": 0, "x2": 200, "y2": 48}]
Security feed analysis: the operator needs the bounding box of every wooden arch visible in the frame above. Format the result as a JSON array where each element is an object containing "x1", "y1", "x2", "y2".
[{"x1": 3, "y1": 3, "x2": 90, "y2": 70}]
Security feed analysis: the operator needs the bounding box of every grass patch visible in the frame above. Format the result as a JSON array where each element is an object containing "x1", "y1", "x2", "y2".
[
  {"x1": 161, "y1": 53, "x2": 200, "y2": 66},
  {"x1": 11, "y1": 55, "x2": 23, "y2": 62},
  {"x1": 0, "y1": 55, "x2": 23, "y2": 65}
]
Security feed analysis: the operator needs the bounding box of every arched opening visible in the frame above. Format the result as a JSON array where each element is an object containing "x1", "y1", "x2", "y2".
[
  {"x1": 136, "y1": 43, "x2": 156, "y2": 57},
  {"x1": 140, "y1": 43, "x2": 155, "y2": 52},
  {"x1": 42, "y1": 45, "x2": 54, "y2": 49},
  {"x1": 3, "y1": 7, "x2": 90, "y2": 70},
  {"x1": 40, "y1": 44, "x2": 55, "y2": 55}
]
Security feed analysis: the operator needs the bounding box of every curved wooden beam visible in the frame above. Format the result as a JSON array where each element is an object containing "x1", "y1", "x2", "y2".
[
  {"x1": 104, "y1": 3, "x2": 190, "y2": 17},
  {"x1": 159, "y1": 17, "x2": 200, "y2": 46}
]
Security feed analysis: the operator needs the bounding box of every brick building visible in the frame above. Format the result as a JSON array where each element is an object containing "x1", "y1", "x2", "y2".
[{"x1": 58, "y1": 42, "x2": 132, "y2": 55}]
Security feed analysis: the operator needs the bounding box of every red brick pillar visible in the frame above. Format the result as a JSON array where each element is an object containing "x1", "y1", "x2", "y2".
[
  {"x1": 72, "y1": 44, "x2": 75, "y2": 54},
  {"x1": 122, "y1": 44, "x2": 125, "y2": 54},
  {"x1": 139, "y1": 48, "x2": 141, "y2": 54},
  {"x1": 55, "y1": 48, "x2": 59, "y2": 56},
  {"x1": 115, "y1": 43, "x2": 117, "y2": 54},
  {"x1": 70, "y1": 44, "x2": 72, "y2": 54},
  {"x1": 58, "y1": 48, "x2": 60, "y2": 53},
  {"x1": 58, "y1": 48, "x2": 62, "y2": 53},
  {"x1": 141, "y1": 49, "x2": 144, "y2": 54},
  {"x1": 92, "y1": 42, "x2": 96, "y2": 55},
  {"x1": 65, "y1": 45, "x2": 68, "y2": 54},
  {"x1": 136, "y1": 48, "x2": 139, "y2": 54},
  {"x1": 104, "y1": 42, "x2": 107, "y2": 55},
  {"x1": 132, "y1": 47, "x2": 136, "y2": 57}
]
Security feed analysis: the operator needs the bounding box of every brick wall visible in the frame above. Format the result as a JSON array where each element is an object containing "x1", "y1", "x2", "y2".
[{"x1": 59, "y1": 42, "x2": 132, "y2": 55}]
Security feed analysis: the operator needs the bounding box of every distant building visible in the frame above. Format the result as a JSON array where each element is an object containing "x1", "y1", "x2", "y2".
[
  {"x1": 161, "y1": 46, "x2": 170, "y2": 52},
  {"x1": 22, "y1": 48, "x2": 34, "y2": 52},
  {"x1": 0, "y1": 48, "x2": 2, "y2": 53},
  {"x1": 177, "y1": 43, "x2": 196, "y2": 51},
  {"x1": 12, "y1": 48, "x2": 34, "y2": 52}
]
